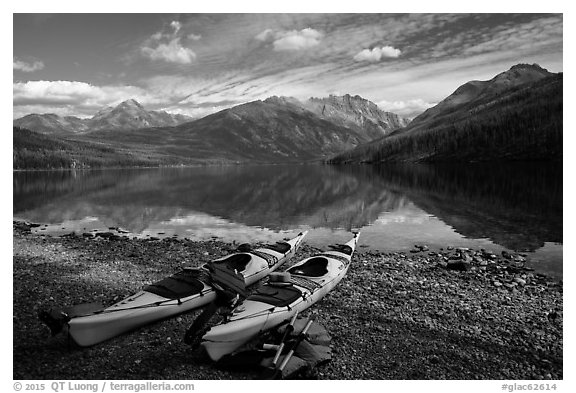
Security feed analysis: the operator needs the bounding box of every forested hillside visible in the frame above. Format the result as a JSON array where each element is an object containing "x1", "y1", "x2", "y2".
[
  {"x1": 13, "y1": 127, "x2": 174, "y2": 169},
  {"x1": 329, "y1": 72, "x2": 562, "y2": 163}
]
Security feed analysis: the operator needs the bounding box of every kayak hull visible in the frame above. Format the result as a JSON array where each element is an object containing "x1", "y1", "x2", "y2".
[
  {"x1": 63, "y1": 231, "x2": 308, "y2": 346},
  {"x1": 68, "y1": 287, "x2": 217, "y2": 346},
  {"x1": 201, "y1": 233, "x2": 359, "y2": 361}
]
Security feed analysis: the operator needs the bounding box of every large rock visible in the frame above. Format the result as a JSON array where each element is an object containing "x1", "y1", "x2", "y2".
[{"x1": 446, "y1": 260, "x2": 471, "y2": 271}]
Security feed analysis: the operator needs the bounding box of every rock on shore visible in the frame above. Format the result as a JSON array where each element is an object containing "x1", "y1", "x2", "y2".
[{"x1": 13, "y1": 222, "x2": 562, "y2": 380}]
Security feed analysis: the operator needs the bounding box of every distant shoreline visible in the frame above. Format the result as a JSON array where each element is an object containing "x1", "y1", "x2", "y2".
[
  {"x1": 12, "y1": 161, "x2": 323, "y2": 172},
  {"x1": 12, "y1": 158, "x2": 563, "y2": 172}
]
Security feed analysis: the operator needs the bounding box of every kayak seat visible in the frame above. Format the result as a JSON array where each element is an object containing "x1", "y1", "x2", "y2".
[
  {"x1": 287, "y1": 257, "x2": 329, "y2": 277},
  {"x1": 249, "y1": 285, "x2": 302, "y2": 307},
  {"x1": 144, "y1": 269, "x2": 206, "y2": 299},
  {"x1": 211, "y1": 253, "x2": 252, "y2": 272},
  {"x1": 236, "y1": 243, "x2": 252, "y2": 252},
  {"x1": 269, "y1": 272, "x2": 291, "y2": 283},
  {"x1": 263, "y1": 242, "x2": 291, "y2": 254}
]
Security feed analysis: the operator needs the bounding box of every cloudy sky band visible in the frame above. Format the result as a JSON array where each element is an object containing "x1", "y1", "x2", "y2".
[{"x1": 13, "y1": 13, "x2": 563, "y2": 119}]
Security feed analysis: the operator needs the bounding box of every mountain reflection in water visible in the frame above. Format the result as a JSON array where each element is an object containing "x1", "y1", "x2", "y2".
[{"x1": 13, "y1": 162, "x2": 562, "y2": 276}]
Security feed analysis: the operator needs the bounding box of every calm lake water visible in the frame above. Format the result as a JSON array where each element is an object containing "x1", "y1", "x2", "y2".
[{"x1": 13, "y1": 163, "x2": 562, "y2": 277}]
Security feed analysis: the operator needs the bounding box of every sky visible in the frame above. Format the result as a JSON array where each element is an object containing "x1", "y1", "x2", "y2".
[{"x1": 13, "y1": 13, "x2": 563, "y2": 120}]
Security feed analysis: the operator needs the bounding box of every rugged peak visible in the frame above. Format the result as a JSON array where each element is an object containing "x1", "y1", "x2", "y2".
[
  {"x1": 92, "y1": 105, "x2": 114, "y2": 119},
  {"x1": 309, "y1": 94, "x2": 382, "y2": 114},
  {"x1": 303, "y1": 94, "x2": 409, "y2": 137},
  {"x1": 323, "y1": 94, "x2": 368, "y2": 104},
  {"x1": 412, "y1": 63, "x2": 556, "y2": 125},
  {"x1": 32, "y1": 113, "x2": 59, "y2": 119},
  {"x1": 311, "y1": 95, "x2": 374, "y2": 114},
  {"x1": 345, "y1": 93, "x2": 367, "y2": 101},
  {"x1": 490, "y1": 63, "x2": 552, "y2": 85},
  {"x1": 264, "y1": 96, "x2": 301, "y2": 107},
  {"x1": 92, "y1": 99, "x2": 147, "y2": 120},
  {"x1": 116, "y1": 99, "x2": 145, "y2": 110},
  {"x1": 509, "y1": 63, "x2": 549, "y2": 73}
]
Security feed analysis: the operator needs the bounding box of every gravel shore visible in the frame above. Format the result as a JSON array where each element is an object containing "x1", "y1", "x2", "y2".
[{"x1": 13, "y1": 221, "x2": 563, "y2": 380}]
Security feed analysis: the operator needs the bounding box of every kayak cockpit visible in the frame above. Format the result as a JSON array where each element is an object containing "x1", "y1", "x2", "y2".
[
  {"x1": 263, "y1": 242, "x2": 291, "y2": 254},
  {"x1": 144, "y1": 269, "x2": 207, "y2": 299},
  {"x1": 212, "y1": 253, "x2": 252, "y2": 272},
  {"x1": 287, "y1": 256, "x2": 329, "y2": 277},
  {"x1": 328, "y1": 244, "x2": 353, "y2": 255}
]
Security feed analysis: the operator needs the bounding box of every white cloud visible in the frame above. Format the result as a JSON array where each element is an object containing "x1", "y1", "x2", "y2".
[
  {"x1": 170, "y1": 21, "x2": 182, "y2": 34},
  {"x1": 141, "y1": 38, "x2": 196, "y2": 64},
  {"x1": 353, "y1": 46, "x2": 402, "y2": 62},
  {"x1": 255, "y1": 28, "x2": 323, "y2": 51},
  {"x1": 12, "y1": 80, "x2": 163, "y2": 118},
  {"x1": 274, "y1": 28, "x2": 322, "y2": 51},
  {"x1": 377, "y1": 99, "x2": 435, "y2": 118},
  {"x1": 12, "y1": 75, "x2": 247, "y2": 119},
  {"x1": 141, "y1": 21, "x2": 197, "y2": 64},
  {"x1": 13, "y1": 57, "x2": 44, "y2": 72},
  {"x1": 150, "y1": 21, "x2": 183, "y2": 41},
  {"x1": 150, "y1": 32, "x2": 164, "y2": 41},
  {"x1": 14, "y1": 80, "x2": 100, "y2": 105},
  {"x1": 255, "y1": 29, "x2": 274, "y2": 42}
]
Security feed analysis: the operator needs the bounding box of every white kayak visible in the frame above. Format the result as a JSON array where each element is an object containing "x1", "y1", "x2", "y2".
[
  {"x1": 40, "y1": 231, "x2": 308, "y2": 347},
  {"x1": 201, "y1": 232, "x2": 360, "y2": 361}
]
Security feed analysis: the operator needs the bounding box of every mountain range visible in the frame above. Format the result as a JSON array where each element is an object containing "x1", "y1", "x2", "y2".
[
  {"x1": 265, "y1": 94, "x2": 409, "y2": 138},
  {"x1": 329, "y1": 64, "x2": 562, "y2": 163},
  {"x1": 14, "y1": 94, "x2": 407, "y2": 138},
  {"x1": 13, "y1": 63, "x2": 563, "y2": 169},
  {"x1": 13, "y1": 94, "x2": 409, "y2": 167},
  {"x1": 13, "y1": 99, "x2": 194, "y2": 134}
]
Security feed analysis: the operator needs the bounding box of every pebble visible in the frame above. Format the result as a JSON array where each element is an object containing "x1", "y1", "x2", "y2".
[{"x1": 514, "y1": 277, "x2": 527, "y2": 286}]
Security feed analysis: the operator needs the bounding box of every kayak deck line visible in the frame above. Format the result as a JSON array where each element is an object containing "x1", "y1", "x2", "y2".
[
  {"x1": 317, "y1": 252, "x2": 351, "y2": 264},
  {"x1": 289, "y1": 275, "x2": 322, "y2": 291},
  {"x1": 62, "y1": 287, "x2": 217, "y2": 318},
  {"x1": 248, "y1": 250, "x2": 279, "y2": 268}
]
